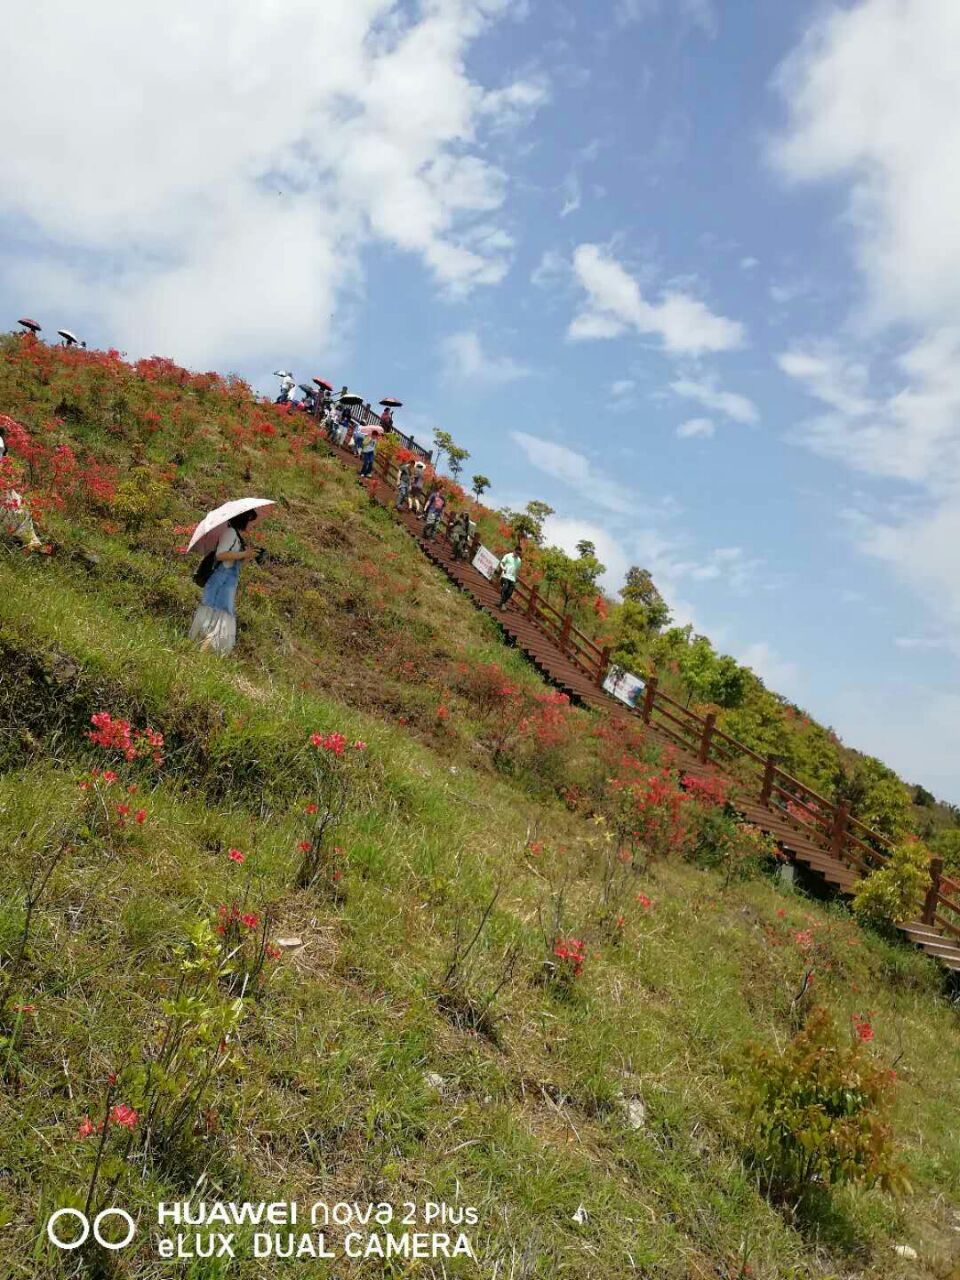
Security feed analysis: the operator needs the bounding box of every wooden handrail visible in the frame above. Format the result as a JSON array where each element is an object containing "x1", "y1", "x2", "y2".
[{"x1": 358, "y1": 432, "x2": 903, "y2": 878}]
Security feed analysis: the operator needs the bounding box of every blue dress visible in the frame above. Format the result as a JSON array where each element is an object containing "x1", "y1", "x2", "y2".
[{"x1": 190, "y1": 527, "x2": 243, "y2": 654}]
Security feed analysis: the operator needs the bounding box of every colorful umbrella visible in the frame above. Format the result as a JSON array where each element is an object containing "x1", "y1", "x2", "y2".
[
  {"x1": 313, "y1": 377, "x2": 333, "y2": 391},
  {"x1": 18, "y1": 318, "x2": 41, "y2": 334},
  {"x1": 185, "y1": 497, "x2": 275, "y2": 556},
  {"x1": 358, "y1": 424, "x2": 384, "y2": 437}
]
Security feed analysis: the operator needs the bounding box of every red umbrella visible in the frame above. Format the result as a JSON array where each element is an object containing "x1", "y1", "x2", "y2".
[
  {"x1": 18, "y1": 318, "x2": 41, "y2": 334},
  {"x1": 379, "y1": 396, "x2": 403, "y2": 408},
  {"x1": 313, "y1": 377, "x2": 333, "y2": 391}
]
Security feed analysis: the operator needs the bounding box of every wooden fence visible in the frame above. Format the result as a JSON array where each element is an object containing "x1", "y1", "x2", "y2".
[{"x1": 360, "y1": 444, "x2": 955, "y2": 935}]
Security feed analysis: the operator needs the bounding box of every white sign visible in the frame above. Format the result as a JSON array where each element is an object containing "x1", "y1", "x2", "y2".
[
  {"x1": 472, "y1": 545, "x2": 499, "y2": 580},
  {"x1": 603, "y1": 665, "x2": 646, "y2": 709}
]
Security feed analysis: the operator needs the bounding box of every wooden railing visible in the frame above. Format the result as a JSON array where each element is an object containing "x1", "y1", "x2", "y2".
[{"x1": 356, "y1": 442, "x2": 954, "y2": 922}]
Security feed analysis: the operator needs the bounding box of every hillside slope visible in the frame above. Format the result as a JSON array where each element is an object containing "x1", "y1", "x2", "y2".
[{"x1": 1, "y1": 338, "x2": 960, "y2": 1279}]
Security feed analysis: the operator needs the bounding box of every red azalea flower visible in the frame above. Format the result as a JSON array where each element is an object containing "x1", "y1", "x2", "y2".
[
  {"x1": 228, "y1": 849, "x2": 245, "y2": 864},
  {"x1": 134, "y1": 809, "x2": 147, "y2": 824},
  {"x1": 240, "y1": 913, "x2": 259, "y2": 929},
  {"x1": 101, "y1": 770, "x2": 118, "y2": 784},
  {"x1": 636, "y1": 893, "x2": 652, "y2": 910},
  {"x1": 310, "y1": 732, "x2": 323, "y2": 747},
  {"x1": 109, "y1": 1104, "x2": 139, "y2": 1130},
  {"x1": 853, "y1": 1014, "x2": 875, "y2": 1043},
  {"x1": 353, "y1": 740, "x2": 367, "y2": 751},
  {"x1": 77, "y1": 1116, "x2": 97, "y2": 1140},
  {"x1": 298, "y1": 840, "x2": 311, "y2": 852},
  {"x1": 304, "y1": 802, "x2": 318, "y2": 815}
]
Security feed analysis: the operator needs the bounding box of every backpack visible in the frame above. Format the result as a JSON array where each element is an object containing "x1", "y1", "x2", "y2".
[{"x1": 193, "y1": 550, "x2": 217, "y2": 588}]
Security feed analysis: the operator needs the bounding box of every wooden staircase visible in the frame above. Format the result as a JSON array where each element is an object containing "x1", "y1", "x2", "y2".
[{"x1": 322, "y1": 433, "x2": 960, "y2": 977}]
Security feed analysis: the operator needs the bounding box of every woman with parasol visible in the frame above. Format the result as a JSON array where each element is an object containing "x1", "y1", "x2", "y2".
[{"x1": 187, "y1": 497, "x2": 273, "y2": 655}]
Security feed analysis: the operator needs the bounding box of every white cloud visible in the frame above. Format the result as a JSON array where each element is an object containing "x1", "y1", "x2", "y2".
[
  {"x1": 669, "y1": 376, "x2": 759, "y2": 425},
  {"x1": 615, "y1": 0, "x2": 718, "y2": 37},
  {"x1": 568, "y1": 244, "x2": 744, "y2": 356},
  {"x1": 0, "y1": 0, "x2": 540, "y2": 367},
  {"x1": 677, "y1": 417, "x2": 715, "y2": 439},
  {"x1": 772, "y1": 0, "x2": 960, "y2": 331},
  {"x1": 478, "y1": 75, "x2": 550, "y2": 131},
  {"x1": 441, "y1": 330, "x2": 530, "y2": 384},
  {"x1": 559, "y1": 172, "x2": 582, "y2": 218},
  {"x1": 739, "y1": 641, "x2": 801, "y2": 694},
  {"x1": 610, "y1": 379, "x2": 636, "y2": 398},
  {"x1": 740, "y1": 256, "x2": 760, "y2": 271},
  {"x1": 511, "y1": 431, "x2": 637, "y2": 516},
  {"x1": 772, "y1": 2, "x2": 960, "y2": 653},
  {"x1": 530, "y1": 249, "x2": 567, "y2": 289}
]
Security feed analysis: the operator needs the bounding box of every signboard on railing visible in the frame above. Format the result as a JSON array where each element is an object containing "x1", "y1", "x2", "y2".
[
  {"x1": 603, "y1": 665, "x2": 646, "y2": 709},
  {"x1": 472, "y1": 545, "x2": 500, "y2": 580}
]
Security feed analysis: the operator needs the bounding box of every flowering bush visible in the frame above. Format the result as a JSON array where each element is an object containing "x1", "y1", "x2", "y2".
[
  {"x1": 296, "y1": 730, "x2": 366, "y2": 891},
  {"x1": 87, "y1": 711, "x2": 165, "y2": 766},
  {"x1": 739, "y1": 1005, "x2": 905, "y2": 1198},
  {"x1": 689, "y1": 812, "x2": 781, "y2": 888}
]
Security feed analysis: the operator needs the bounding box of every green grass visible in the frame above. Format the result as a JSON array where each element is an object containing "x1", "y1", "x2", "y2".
[{"x1": 1, "y1": 345, "x2": 960, "y2": 1279}]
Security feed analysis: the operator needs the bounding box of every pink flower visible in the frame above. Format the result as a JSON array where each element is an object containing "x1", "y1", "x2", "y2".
[
  {"x1": 228, "y1": 848, "x2": 245, "y2": 865},
  {"x1": 77, "y1": 1116, "x2": 97, "y2": 1140},
  {"x1": 636, "y1": 893, "x2": 652, "y2": 910},
  {"x1": 109, "y1": 1104, "x2": 139, "y2": 1130},
  {"x1": 353, "y1": 740, "x2": 367, "y2": 751},
  {"x1": 853, "y1": 1014, "x2": 875, "y2": 1043}
]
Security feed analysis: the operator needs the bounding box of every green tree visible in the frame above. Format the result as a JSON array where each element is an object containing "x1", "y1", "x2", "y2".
[
  {"x1": 448, "y1": 444, "x2": 470, "y2": 482},
  {"x1": 620, "y1": 567, "x2": 672, "y2": 633},
  {"x1": 834, "y1": 759, "x2": 912, "y2": 842},
  {"x1": 576, "y1": 539, "x2": 597, "y2": 559},
  {"x1": 539, "y1": 545, "x2": 606, "y2": 613},
  {"x1": 432, "y1": 429, "x2": 455, "y2": 474},
  {"x1": 471, "y1": 474, "x2": 491, "y2": 504},
  {"x1": 524, "y1": 500, "x2": 555, "y2": 545}
]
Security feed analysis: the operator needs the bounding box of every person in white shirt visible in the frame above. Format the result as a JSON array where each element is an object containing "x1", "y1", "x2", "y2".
[
  {"x1": 189, "y1": 511, "x2": 260, "y2": 655},
  {"x1": 0, "y1": 427, "x2": 42, "y2": 549},
  {"x1": 276, "y1": 373, "x2": 295, "y2": 404},
  {"x1": 497, "y1": 544, "x2": 522, "y2": 610}
]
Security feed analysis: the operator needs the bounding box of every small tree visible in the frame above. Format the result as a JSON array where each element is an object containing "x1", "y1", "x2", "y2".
[
  {"x1": 852, "y1": 840, "x2": 930, "y2": 928},
  {"x1": 740, "y1": 1006, "x2": 905, "y2": 1200},
  {"x1": 448, "y1": 444, "x2": 469, "y2": 481},
  {"x1": 524, "y1": 500, "x2": 555, "y2": 545},
  {"x1": 432, "y1": 429, "x2": 455, "y2": 474},
  {"x1": 471, "y1": 474, "x2": 491, "y2": 505}
]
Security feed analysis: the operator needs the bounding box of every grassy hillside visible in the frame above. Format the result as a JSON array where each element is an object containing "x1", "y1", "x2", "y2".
[{"x1": 2, "y1": 336, "x2": 960, "y2": 1279}]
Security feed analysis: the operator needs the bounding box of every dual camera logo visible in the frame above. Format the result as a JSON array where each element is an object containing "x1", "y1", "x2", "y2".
[{"x1": 47, "y1": 1208, "x2": 137, "y2": 1251}]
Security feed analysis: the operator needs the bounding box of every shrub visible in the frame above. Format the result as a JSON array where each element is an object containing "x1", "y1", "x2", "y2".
[
  {"x1": 689, "y1": 812, "x2": 781, "y2": 888},
  {"x1": 852, "y1": 840, "x2": 930, "y2": 929},
  {"x1": 739, "y1": 1006, "x2": 905, "y2": 1199}
]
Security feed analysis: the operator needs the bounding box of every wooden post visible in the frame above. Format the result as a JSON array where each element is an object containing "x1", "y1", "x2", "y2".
[
  {"x1": 526, "y1": 584, "x2": 539, "y2": 617},
  {"x1": 559, "y1": 614, "x2": 572, "y2": 653},
  {"x1": 641, "y1": 676, "x2": 658, "y2": 725},
  {"x1": 829, "y1": 802, "x2": 850, "y2": 861},
  {"x1": 597, "y1": 645, "x2": 611, "y2": 688},
  {"x1": 922, "y1": 856, "x2": 944, "y2": 926},
  {"x1": 698, "y1": 712, "x2": 716, "y2": 765},
  {"x1": 760, "y1": 754, "x2": 778, "y2": 807}
]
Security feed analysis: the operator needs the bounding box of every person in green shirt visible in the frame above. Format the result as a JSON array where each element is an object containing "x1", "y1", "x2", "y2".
[{"x1": 497, "y1": 544, "x2": 522, "y2": 610}]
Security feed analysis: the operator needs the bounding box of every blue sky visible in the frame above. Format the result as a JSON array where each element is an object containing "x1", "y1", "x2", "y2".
[{"x1": 2, "y1": 0, "x2": 959, "y2": 800}]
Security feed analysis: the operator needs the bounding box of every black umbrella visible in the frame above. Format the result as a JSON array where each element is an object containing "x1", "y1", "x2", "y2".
[
  {"x1": 379, "y1": 396, "x2": 403, "y2": 409},
  {"x1": 18, "y1": 317, "x2": 41, "y2": 334}
]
